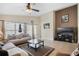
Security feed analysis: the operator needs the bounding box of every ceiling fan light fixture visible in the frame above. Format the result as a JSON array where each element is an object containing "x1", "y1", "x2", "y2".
[
  {"x1": 26, "y1": 9, "x2": 32, "y2": 13},
  {"x1": 26, "y1": 3, "x2": 39, "y2": 13}
]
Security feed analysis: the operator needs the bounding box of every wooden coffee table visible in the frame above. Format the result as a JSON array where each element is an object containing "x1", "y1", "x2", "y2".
[{"x1": 27, "y1": 39, "x2": 44, "y2": 51}]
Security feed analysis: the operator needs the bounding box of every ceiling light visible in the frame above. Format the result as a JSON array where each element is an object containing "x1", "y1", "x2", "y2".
[{"x1": 26, "y1": 9, "x2": 32, "y2": 13}]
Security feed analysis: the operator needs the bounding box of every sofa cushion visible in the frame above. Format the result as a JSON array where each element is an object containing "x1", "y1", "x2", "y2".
[
  {"x1": 21, "y1": 37, "x2": 31, "y2": 40},
  {"x1": 7, "y1": 47, "x2": 28, "y2": 56},
  {"x1": 8, "y1": 34, "x2": 16, "y2": 40},
  {"x1": 16, "y1": 33, "x2": 31, "y2": 39},
  {"x1": 2, "y1": 42, "x2": 16, "y2": 50},
  {"x1": 16, "y1": 34, "x2": 24, "y2": 39},
  {"x1": 23, "y1": 34, "x2": 30, "y2": 37},
  {"x1": 10, "y1": 39, "x2": 26, "y2": 45},
  {"x1": 8, "y1": 37, "x2": 31, "y2": 45},
  {"x1": 9, "y1": 39, "x2": 21, "y2": 45}
]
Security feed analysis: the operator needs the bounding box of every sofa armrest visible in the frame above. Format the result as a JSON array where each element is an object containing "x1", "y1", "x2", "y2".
[{"x1": 7, "y1": 47, "x2": 28, "y2": 56}]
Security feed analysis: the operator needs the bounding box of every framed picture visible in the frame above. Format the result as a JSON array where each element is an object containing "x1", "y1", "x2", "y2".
[
  {"x1": 43, "y1": 23, "x2": 50, "y2": 29},
  {"x1": 61, "y1": 14, "x2": 69, "y2": 23}
]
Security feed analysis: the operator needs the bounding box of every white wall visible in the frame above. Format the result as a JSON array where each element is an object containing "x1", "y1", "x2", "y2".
[{"x1": 40, "y1": 11, "x2": 54, "y2": 40}]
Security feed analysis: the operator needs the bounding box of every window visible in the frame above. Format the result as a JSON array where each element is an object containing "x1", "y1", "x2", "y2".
[
  {"x1": 5, "y1": 22, "x2": 37, "y2": 39},
  {"x1": 5, "y1": 22, "x2": 15, "y2": 36},
  {"x1": 5, "y1": 22, "x2": 25, "y2": 36}
]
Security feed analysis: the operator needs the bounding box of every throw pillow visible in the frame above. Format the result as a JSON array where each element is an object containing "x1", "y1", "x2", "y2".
[
  {"x1": 2, "y1": 42, "x2": 16, "y2": 50},
  {"x1": 8, "y1": 34, "x2": 16, "y2": 40}
]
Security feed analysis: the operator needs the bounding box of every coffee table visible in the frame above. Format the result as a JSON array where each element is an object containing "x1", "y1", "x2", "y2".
[{"x1": 27, "y1": 39, "x2": 44, "y2": 51}]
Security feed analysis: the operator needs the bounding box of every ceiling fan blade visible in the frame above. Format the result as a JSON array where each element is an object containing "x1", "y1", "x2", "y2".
[{"x1": 32, "y1": 9, "x2": 39, "y2": 12}]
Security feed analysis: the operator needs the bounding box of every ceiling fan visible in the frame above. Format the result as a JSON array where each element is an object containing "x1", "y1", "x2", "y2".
[{"x1": 26, "y1": 3, "x2": 39, "y2": 12}]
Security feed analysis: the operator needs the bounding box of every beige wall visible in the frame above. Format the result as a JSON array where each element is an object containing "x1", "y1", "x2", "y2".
[{"x1": 40, "y1": 11, "x2": 54, "y2": 40}]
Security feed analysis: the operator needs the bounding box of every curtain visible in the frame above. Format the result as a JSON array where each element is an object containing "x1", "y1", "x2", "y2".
[{"x1": 18, "y1": 24, "x2": 22, "y2": 32}]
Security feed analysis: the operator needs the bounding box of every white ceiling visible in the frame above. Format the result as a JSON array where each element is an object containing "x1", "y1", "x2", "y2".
[{"x1": 0, "y1": 3, "x2": 77, "y2": 16}]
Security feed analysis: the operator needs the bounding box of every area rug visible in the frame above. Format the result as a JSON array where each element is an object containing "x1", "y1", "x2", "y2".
[
  {"x1": 56, "y1": 52, "x2": 70, "y2": 56},
  {"x1": 18, "y1": 44, "x2": 55, "y2": 56}
]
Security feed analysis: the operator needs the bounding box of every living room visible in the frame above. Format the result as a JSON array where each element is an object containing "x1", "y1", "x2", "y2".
[{"x1": 0, "y1": 3, "x2": 79, "y2": 56}]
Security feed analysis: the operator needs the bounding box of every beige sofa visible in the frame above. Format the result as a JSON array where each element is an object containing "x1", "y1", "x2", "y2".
[
  {"x1": 8, "y1": 37, "x2": 31, "y2": 45},
  {"x1": 6, "y1": 33, "x2": 31, "y2": 45},
  {"x1": 2, "y1": 42, "x2": 28, "y2": 56}
]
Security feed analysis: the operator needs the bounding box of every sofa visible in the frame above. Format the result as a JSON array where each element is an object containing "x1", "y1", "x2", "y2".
[
  {"x1": 2, "y1": 42, "x2": 28, "y2": 56},
  {"x1": 6, "y1": 33, "x2": 31, "y2": 45}
]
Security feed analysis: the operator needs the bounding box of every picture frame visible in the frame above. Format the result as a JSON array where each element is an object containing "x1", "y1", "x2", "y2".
[
  {"x1": 43, "y1": 23, "x2": 50, "y2": 29},
  {"x1": 61, "y1": 14, "x2": 69, "y2": 23}
]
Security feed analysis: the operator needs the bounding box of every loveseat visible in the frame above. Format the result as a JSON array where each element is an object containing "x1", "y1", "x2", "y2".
[{"x1": 6, "y1": 33, "x2": 31, "y2": 45}]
